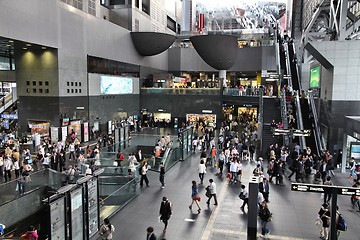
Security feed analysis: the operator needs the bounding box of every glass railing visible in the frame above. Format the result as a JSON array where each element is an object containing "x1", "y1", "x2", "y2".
[
  {"x1": 98, "y1": 176, "x2": 139, "y2": 221},
  {"x1": 223, "y1": 88, "x2": 261, "y2": 96},
  {"x1": 141, "y1": 88, "x2": 221, "y2": 95},
  {"x1": 0, "y1": 169, "x2": 62, "y2": 206}
]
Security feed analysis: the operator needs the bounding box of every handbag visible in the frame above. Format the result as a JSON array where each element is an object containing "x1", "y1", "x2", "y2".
[
  {"x1": 195, "y1": 195, "x2": 201, "y2": 202},
  {"x1": 315, "y1": 217, "x2": 322, "y2": 226}
]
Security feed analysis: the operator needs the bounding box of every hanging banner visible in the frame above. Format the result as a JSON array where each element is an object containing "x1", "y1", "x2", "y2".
[
  {"x1": 61, "y1": 126, "x2": 68, "y2": 144},
  {"x1": 83, "y1": 122, "x2": 89, "y2": 142},
  {"x1": 50, "y1": 127, "x2": 59, "y2": 143}
]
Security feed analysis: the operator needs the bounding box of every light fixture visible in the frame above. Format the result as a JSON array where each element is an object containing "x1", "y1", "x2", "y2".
[
  {"x1": 26, "y1": 44, "x2": 31, "y2": 47},
  {"x1": 8, "y1": 40, "x2": 13, "y2": 43},
  {"x1": 41, "y1": 47, "x2": 46, "y2": 49},
  {"x1": 202, "y1": 110, "x2": 212, "y2": 113},
  {"x1": 6, "y1": 45, "x2": 11, "y2": 47},
  {"x1": 22, "y1": 47, "x2": 27, "y2": 50}
]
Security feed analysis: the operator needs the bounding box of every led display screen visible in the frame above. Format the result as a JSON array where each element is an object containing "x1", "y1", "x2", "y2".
[
  {"x1": 100, "y1": 76, "x2": 133, "y2": 94},
  {"x1": 309, "y1": 65, "x2": 320, "y2": 88}
]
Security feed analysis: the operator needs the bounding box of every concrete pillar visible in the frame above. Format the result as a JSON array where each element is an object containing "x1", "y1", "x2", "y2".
[
  {"x1": 248, "y1": 176, "x2": 259, "y2": 239},
  {"x1": 219, "y1": 70, "x2": 227, "y2": 87}
]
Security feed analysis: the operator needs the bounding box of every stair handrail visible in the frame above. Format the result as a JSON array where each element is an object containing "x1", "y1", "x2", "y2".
[
  {"x1": 294, "y1": 90, "x2": 306, "y2": 150},
  {"x1": 280, "y1": 89, "x2": 289, "y2": 146},
  {"x1": 308, "y1": 91, "x2": 325, "y2": 154},
  {"x1": 291, "y1": 43, "x2": 302, "y2": 90},
  {"x1": 258, "y1": 87, "x2": 264, "y2": 150}
]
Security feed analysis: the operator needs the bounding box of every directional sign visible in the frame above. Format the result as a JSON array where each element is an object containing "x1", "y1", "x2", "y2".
[{"x1": 291, "y1": 183, "x2": 360, "y2": 196}]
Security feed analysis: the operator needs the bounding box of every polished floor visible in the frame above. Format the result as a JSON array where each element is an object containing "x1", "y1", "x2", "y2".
[{"x1": 98, "y1": 131, "x2": 360, "y2": 240}]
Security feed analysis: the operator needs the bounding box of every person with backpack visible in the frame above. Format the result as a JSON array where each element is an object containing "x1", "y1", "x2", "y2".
[
  {"x1": 99, "y1": 218, "x2": 115, "y2": 240},
  {"x1": 20, "y1": 225, "x2": 38, "y2": 240},
  {"x1": 159, "y1": 196, "x2": 172, "y2": 232}
]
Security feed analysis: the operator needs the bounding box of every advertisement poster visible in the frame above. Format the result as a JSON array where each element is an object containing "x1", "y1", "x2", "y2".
[
  {"x1": 310, "y1": 65, "x2": 320, "y2": 88},
  {"x1": 108, "y1": 121, "x2": 112, "y2": 135},
  {"x1": 68, "y1": 120, "x2": 82, "y2": 142},
  {"x1": 50, "y1": 127, "x2": 59, "y2": 143},
  {"x1": 61, "y1": 126, "x2": 68, "y2": 144},
  {"x1": 83, "y1": 122, "x2": 89, "y2": 142},
  {"x1": 71, "y1": 188, "x2": 84, "y2": 240}
]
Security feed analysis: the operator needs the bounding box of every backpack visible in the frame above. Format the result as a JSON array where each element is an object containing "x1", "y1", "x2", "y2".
[{"x1": 337, "y1": 214, "x2": 347, "y2": 231}]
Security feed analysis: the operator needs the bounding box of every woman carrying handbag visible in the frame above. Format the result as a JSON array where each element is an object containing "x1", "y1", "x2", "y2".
[{"x1": 189, "y1": 180, "x2": 201, "y2": 213}]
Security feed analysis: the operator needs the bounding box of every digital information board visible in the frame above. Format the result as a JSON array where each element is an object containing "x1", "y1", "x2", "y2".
[
  {"x1": 50, "y1": 197, "x2": 66, "y2": 240},
  {"x1": 87, "y1": 178, "x2": 99, "y2": 238}
]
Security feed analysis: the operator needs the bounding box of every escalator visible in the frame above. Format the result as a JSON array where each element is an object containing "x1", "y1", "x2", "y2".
[
  {"x1": 279, "y1": 43, "x2": 287, "y2": 76},
  {"x1": 300, "y1": 99, "x2": 317, "y2": 155},
  {"x1": 288, "y1": 42, "x2": 301, "y2": 91}
]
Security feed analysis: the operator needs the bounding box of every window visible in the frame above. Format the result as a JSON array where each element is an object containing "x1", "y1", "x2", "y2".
[
  {"x1": 32, "y1": 81, "x2": 36, "y2": 86},
  {"x1": 79, "y1": 82, "x2": 82, "y2": 86},
  {"x1": 75, "y1": 82, "x2": 78, "y2": 87},
  {"x1": 45, "y1": 81, "x2": 49, "y2": 86},
  {"x1": 142, "y1": 0, "x2": 150, "y2": 15},
  {"x1": 39, "y1": 89, "x2": 43, "y2": 93},
  {"x1": 67, "y1": 82, "x2": 70, "y2": 86},
  {"x1": 71, "y1": 82, "x2": 74, "y2": 86},
  {"x1": 75, "y1": 89, "x2": 78, "y2": 93},
  {"x1": 39, "y1": 81, "x2": 43, "y2": 86},
  {"x1": 67, "y1": 89, "x2": 70, "y2": 93},
  {"x1": 73, "y1": 0, "x2": 83, "y2": 10},
  {"x1": 32, "y1": 89, "x2": 36, "y2": 93},
  {"x1": 45, "y1": 89, "x2": 49, "y2": 93},
  {"x1": 26, "y1": 81, "x2": 30, "y2": 86},
  {"x1": 167, "y1": 16, "x2": 176, "y2": 32},
  {"x1": 135, "y1": 0, "x2": 139, "y2": 8},
  {"x1": 79, "y1": 89, "x2": 82, "y2": 93},
  {"x1": 71, "y1": 89, "x2": 74, "y2": 93},
  {"x1": 88, "y1": 0, "x2": 96, "y2": 16},
  {"x1": 26, "y1": 89, "x2": 30, "y2": 93}
]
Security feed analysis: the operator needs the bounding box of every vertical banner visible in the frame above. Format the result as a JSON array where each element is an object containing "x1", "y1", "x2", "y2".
[
  {"x1": 108, "y1": 121, "x2": 112, "y2": 135},
  {"x1": 50, "y1": 127, "x2": 59, "y2": 143},
  {"x1": 61, "y1": 126, "x2": 68, "y2": 144},
  {"x1": 198, "y1": 13, "x2": 204, "y2": 33},
  {"x1": 83, "y1": 122, "x2": 89, "y2": 142}
]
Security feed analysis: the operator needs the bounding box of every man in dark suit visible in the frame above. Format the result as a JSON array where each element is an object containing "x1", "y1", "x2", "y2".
[
  {"x1": 136, "y1": 149, "x2": 143, "y2": 162},
  {"x1": 259, "y1": 178, "x2": 270, "y2": 202},
  {"x1": 146, "y1": 226, "x2": 157, "y2": 240}
]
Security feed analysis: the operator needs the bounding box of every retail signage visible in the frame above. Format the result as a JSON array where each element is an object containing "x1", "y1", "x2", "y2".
[{"x1": 0, "y1": 114, "x2": 17, "y2": 119}]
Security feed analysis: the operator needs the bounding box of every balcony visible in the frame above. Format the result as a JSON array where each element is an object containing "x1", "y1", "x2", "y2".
[{"x1": 141, "y1": 88, "x2": 221, "y2": 95}]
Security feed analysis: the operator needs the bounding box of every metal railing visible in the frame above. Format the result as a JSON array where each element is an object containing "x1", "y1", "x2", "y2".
[
  {"x1": 141, "y1": 88, "x2": 221, "y2": 95},
  {"x1": 223, "y1": 87, "x2": 261, "y2": 96}
]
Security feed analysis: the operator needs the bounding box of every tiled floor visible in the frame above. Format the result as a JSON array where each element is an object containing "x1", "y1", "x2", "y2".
[{"x1": 99, "y1": 131, "x2": 360, "y2": 240}]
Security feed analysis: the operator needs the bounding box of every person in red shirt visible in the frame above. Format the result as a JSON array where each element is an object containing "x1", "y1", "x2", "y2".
[{"x1": 211, "y1": 146, "x2": 217, "y2": 168}]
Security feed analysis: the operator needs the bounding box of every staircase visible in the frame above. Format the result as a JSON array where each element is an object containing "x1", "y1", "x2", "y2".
[
  {"x1": 300, "y1": 99, "x2": 317, "y2": 155},
  {"x1": 262, "y1": 98, "x2": 282, "y2": 154}
]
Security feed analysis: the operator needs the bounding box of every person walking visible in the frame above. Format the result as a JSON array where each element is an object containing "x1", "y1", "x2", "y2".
[
  {"x1": 240, "y1": 184, "x2": 249, "y2": 211},
  {"x1": 323, "y1": 176, "x2": 333, "y2": 204},
  {"x1": 140, "y1": 162, "x2": 150, "y2": 187},
  {"x1": 189, "y1": 180, "x2": 201, "y2": 213},
  {"x1": 146, "y1": 226, "x2": 157, "y2": 240},
  {"x1": 318, "y1": 203, "x2": 331, "y2": 240},
  {"x1": 198, "y1": 160, "x2": 206, "y2": 184},
  {"x1": 258, "y1": 201, "x2": 272, "y2": 237},
  {"x1": 159, "y1": 197, "x2": 172, "y2": 232},
  {"x1": 206, "y1": 179, "x2": 218, "y2": 206},
  {"x1": 259, "y1": 178, "x2": 270, "y2": 203},
  {"x1": 99, "y1": 218, "x2": 115, "y2": 240},
  {"x1": 159, "y1": 162, "x2": 165, "y2": 189}
]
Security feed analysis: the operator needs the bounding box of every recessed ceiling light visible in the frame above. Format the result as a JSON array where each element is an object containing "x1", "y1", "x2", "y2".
[
  {"x1": 6, "y1": 45, "x2": 11, "y2": 47},
  {"x1": 8, "y1": 40, "x2": 13, "y2": 43},
  {"x1": 26, "y1": 44, "x2": 31, "y2": 47},
  {"x1": 22, "y1": 47, "x2": 27, "y2": 50},
  {"x1": 41, "y1": 47, "x2": 46, "y2": 49}
]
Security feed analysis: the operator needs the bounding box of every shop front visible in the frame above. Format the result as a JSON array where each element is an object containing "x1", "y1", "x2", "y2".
[
  {"x1": 341, "y1": 116, "x2": 360, "y2": 172},
  {"x1": 222, "y1": 104, "x2": 258, "y2": 123},
  {"x1": 186, "y1": 113, "x2": 216, "y2": 135}
]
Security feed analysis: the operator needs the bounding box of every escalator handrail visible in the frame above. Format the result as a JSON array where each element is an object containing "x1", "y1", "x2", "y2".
[
  {"x1": 280, "y1": 90, "x2": 289, "y2": 146},
  {"x1": 294, "y1": 90, "x2": 306, "y2": 150},
  {"x1": 258, "y1": 88, "x2": 264, "y2": 150},
  {"x1": 290, "y1": 43, "x2": 302, "y2": 90},
  {"x1": 284, "y1": 42, "x2": 292, "y2": 88},
  {"x1": 308, "y1": 91, "x2": 325, "y2": 154},
  {"x1": 275, "y1": 41, "x2": 282, "y2": 75}
]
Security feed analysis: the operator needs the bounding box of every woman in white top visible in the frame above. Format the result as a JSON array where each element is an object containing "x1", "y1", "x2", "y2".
[
  {"x1": 13, "y1": 159, "x2": 20, "y2": 178},
  {"x1": 198, "y1": 159, "x2": 206, "y2": 184}
]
